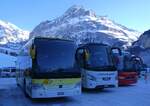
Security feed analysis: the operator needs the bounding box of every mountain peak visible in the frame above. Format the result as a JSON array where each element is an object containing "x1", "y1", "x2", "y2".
[
  {"x1": 0, "y1": 20, "x2": 21, "y2": 31},
  {"x1": 142, "y1": 29, "x2": 150, "y2": 35},
  {"x1": 63, "y1": 5, "x2": 96, "y2": 18},
  {"x1": 30, "y1": 5, "x2": 140, "y2": 48},
  {"x1": 0, "y1": 20, "x2": 29, "y2": 48},
  {"x1": 68, "y1": 5, "x2": 84, "y2": 11}
]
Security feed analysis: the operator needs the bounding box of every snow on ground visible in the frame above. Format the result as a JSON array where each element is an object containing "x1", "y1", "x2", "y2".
[{"x1": 0, "y1": 78, "x2": 150, "y2": 106}]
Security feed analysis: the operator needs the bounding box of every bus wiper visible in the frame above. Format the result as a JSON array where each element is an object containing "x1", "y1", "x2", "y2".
[{"x1": 52, "y1": 68, "x2": 66, "y2": 73}]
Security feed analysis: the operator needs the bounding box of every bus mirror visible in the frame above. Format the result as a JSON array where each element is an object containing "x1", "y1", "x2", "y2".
[
  {"x1": 76, "y1": 48, "x2": 85, "y2": 67},
  {"x1": 30, "y1": 45, "x2": 36, "y2": 60},
  {"x1": 76, "y1": 48, "x2": 83, "y2": 61},
  {"x1": 84, "y1": 50, "x2": 89, "y2": 61}
]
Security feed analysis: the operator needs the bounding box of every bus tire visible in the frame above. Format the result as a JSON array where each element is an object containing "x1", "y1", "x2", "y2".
[
  {"x1": 24, "y1": 80, "x2": 29, "y2": 98},
  {"x1": 17, "y1": 83, "x2": 19, "y2": 86}
]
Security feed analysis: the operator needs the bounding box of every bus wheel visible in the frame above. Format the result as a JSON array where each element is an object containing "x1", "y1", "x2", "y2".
[
  {"x1": 24, "y1": 80, "x2": 29, "y2": 98},
  {"x1": 16, "y1": 83, "x2": 19, "y2": 86}
]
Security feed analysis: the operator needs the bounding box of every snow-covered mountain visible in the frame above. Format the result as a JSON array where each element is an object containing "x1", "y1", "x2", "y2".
[
  {"x1": 0, "y1": 20, "x2": 29, "y2": 49},
  {"x1": 133, "y1": 29, "x2": 150, "y2": 49},
  {"x1": 30, "y1": 5, "x2": 141, "y2": 48},
  {"x1": 131, "y1": 29, "x2": 150, "y2": 67}
]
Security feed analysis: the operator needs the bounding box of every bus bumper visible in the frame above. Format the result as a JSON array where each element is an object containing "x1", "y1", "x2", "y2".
[
  {"x1": 30, "y1": 88, "x2": 81, "y2": 98},
  {"x1": 82, "y1": 70, "x2": 118, "y2": 89},
  {"x1": 83, "y1": 80, "x2": 118, "y2": 89},
  {"x1": 119, "y1": 79, "x2": 137, "y2": 85}
]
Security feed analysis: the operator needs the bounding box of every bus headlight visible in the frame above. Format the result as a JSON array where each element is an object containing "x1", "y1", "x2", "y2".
[{"x1": 87, "y1": 74, "x2": 96, "y2": 81}]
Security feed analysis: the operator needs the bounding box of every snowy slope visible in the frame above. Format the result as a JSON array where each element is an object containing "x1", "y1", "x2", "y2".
[
  {"x1": 0, "y1": 20, "x2": 29, "y2": 49},
  {"x1": 30, "y1": 5, "x2": 141, "y2": 48},
  {"x1": 131, "y1": 29, "x2": 150, "y2": 67},
  {"x1": 133, "y1": 29, "x2": 150, "y2": 49}
]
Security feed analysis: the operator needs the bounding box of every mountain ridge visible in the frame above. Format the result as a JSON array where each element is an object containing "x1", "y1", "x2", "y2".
[
  {"x1": 30, "y1": 5, "x2": 141, "y2": 48},
  {"x1": 0, "y1": 5, "x2": 141, "y2": 50},
  {"x1": 0, "y1": 20, "x2": 29, "y2": 49}
]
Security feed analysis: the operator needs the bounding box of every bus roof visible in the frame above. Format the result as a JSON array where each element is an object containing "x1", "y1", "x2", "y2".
[
  {"x1": 79, "y1": 43, "x2": 110, "y2": 48},
  {"x1": 22, "y1": 36, "x2": 75, "y2": 50}
]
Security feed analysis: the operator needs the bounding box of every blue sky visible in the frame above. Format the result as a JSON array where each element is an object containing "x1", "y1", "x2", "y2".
[{"x1": 0, "y1": 0, "x2": 149, "y2": 32}]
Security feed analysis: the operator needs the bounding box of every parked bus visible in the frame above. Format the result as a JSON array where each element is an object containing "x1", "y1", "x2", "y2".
[
  {"x1": 16, "y1": 37, "x2": 81, "y2": 98},
  {"x1": 76, "y1": 43, "x2": 118, "y2": 89},
  {"x1": 0, "y1": 67, "x2": 16, "y2": 77},
  {"x1": 111, "y1": 48, "x2": 138, "y2": 85}
]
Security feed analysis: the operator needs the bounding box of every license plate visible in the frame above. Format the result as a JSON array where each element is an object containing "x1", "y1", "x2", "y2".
[
  {"x1": 57, "y1": 92, "x2": 64, "y2": 95},
  {"x1": 103, "y1": 77, "x2": 111, "y2": 81}
]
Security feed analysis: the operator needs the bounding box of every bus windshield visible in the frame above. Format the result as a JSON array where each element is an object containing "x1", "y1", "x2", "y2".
[
  {"x1": 34, "y1": 38, "x2": 78, "y2": 73},
  {"x1": 85, "y1": 45, "x2": 114, "y2": 71}
]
